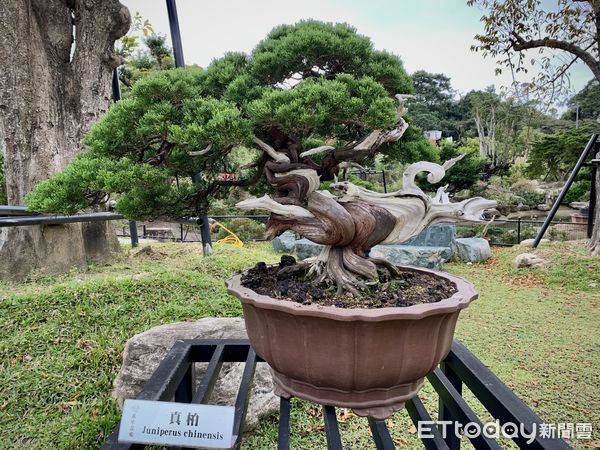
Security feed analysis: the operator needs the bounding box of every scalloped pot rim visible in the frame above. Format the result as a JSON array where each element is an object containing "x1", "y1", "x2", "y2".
[{"x1": 226, "y1": 265, "x2": 478, "y2": 322}]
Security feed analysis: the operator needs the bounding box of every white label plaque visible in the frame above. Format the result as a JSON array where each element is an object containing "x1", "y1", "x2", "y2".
[{"x1": 118, "y1": 399, "x2": 235, "y2": 448}]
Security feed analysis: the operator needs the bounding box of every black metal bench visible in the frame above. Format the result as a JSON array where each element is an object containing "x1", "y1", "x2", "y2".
[{"x1": 102, "y1": 339, "x2": 571, "y2": 449}]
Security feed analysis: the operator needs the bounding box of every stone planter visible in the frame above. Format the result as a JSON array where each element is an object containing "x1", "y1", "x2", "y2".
[{"x1": 226, "y1": 266, "x2": 477, "y2": 419}]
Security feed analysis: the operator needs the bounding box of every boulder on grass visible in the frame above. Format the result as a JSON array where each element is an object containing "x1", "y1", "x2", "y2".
[
  {"x1": 569, "y1": 201, "x2": 588, "y2": 210},
  {"x1": 455, "y1": 238, "x2": 491, "y2": 263},
  {"x1": 519, "y1": 238, "x2": 549, "y2": 247},
  {"x1": 295, "y1": 238, "x2": 324, "y2": 260},
  {"x1": 112, "y1": 318, "x2": 278, "y2": 431},
  {"x1": 272, "y1": 231, "x2": 296, "y2": 253},
  {"x1": 514, "y1": 253, "x2": 545, "y2": 268},
  {"x1": 369, "y1": 245, "x2": 452, "y2": 270}
]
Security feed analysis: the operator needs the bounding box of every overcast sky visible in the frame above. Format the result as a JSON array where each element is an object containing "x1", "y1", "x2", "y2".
[{"x1": 121, "y1": 0, "x2": 591, "y2": 103}]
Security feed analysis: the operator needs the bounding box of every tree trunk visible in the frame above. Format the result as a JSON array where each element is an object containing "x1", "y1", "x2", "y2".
[
  {"x1": 590, "y1": 163, "x2": 600, "y2": 256},
  {"x1": 0, "y1": 0, "x2": 130, "y2": 280}
]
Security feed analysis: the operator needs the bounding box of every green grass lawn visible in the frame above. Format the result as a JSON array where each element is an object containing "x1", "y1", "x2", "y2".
[{"x1": 0, "y1": 240, "x2": 598, "y2": 449}]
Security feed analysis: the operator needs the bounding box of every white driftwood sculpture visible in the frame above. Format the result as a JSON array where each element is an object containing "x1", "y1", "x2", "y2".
[{"x1": 237, "y1": 96, "x2": 496, "y2": 294}]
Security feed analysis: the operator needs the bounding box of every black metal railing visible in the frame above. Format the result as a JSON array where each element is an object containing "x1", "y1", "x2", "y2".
[
  {"x1": 456, "y1": 218, "x2": 588, "y2": 246},
  {"x1": 0, "y1": 207, "x2": 270, "y2": 246},
  {"x1": 102, "y1": 339, "x2": 571, "y2": 450},
  {"x1": 116, "y1": 215, "x2": 270, "y2": 243}
]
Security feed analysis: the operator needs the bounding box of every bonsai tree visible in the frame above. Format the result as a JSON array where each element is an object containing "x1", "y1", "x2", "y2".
[{"x1": 27, "y1": 20, "x2": 494, "y2": 294}]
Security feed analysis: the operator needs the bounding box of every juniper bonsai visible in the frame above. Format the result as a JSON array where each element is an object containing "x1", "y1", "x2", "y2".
[{"x1": 27, "y1": 20, "x2": 495, "y2": 293}]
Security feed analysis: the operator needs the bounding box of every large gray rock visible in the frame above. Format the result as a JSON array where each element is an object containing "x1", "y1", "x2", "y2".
[
  {"x1": 271, "y1": 231, "x2": 296, "y2": 253},
  {"x1": 519, "y1": 238, "x2": 549, "y2": 247},
  {"x1": 569, "y1": 201, "x2": 588, "y2": 210},
  {"x1": 295, "y1": 238, "x2": 324, "y2": 260},
  {"x1": 455, "y1": 238, "x2": 491, "y2": 263},
  {"x1": 112, "y1": 318, "x2": 278, "y2": 431},
  {"x1": 402, "y1": 224, "x2": 456, "y2": 255},
  {"x1": 369, "y1": 245, "x2": 452, "y2": 270}
]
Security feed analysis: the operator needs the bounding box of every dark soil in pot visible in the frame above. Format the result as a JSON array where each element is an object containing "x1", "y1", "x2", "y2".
[{"x1": 241, "y1": 255, "x2": 457, "y2": 308}]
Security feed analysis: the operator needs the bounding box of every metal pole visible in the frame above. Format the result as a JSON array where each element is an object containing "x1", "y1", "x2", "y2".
[
  {"x1": 129, "y1": 221, "x2": 139, "y2": 247},
  {"x1": 382, "y1": 169, "x2": 388, "y2": 194},
  {"x1": 111, "y1": 69, "x2": 121, "y2": 101},
  {"x1": 197, "y1": 216, "x2": 213, "y2": 256},
  {"x1": 532, "y1": 133, "x2": 598, "y2": 248},
  {"x1": 166, "y1": 0, "x2": 185, "y2": 67},
  {"x1": 517, "y1": 218, "x2": 521, "y2": 244},
  {"x1": 175, "y1": 174, "x2": 184, "y2": 242},
  {"x1": 587, "y1": 160, "x2": 598, "y2": 239},
  {"x1": 166, "y1": 0, "x2": 213, "y2": 255},
  {"x1": 111, "y1": 69, "x2": 139, "y2": 248}
]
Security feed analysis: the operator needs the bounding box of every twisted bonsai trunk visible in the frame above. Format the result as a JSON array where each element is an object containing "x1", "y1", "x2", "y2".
[{"x1": 238, "y1": 99, "x2": 496, "y2": 294}]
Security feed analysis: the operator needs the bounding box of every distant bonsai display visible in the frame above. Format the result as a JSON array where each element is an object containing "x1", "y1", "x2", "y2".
[{"x1": 27, "y1": 20, "x2": 494, "y2": 293}]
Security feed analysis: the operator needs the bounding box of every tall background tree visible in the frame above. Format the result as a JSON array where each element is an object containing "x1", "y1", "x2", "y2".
[
  {"x1": 470, "y1": 0, "x2": 600, "y2": 255},
  {"x1": 408, "y1": 71, "x2": 461, "y2": 138},
  {"x1": 0, "y1": 1, "x2": 130, "y2": 279},
  {"x1": 562, "y1": 79, "x2": 600, "y2": 123}
]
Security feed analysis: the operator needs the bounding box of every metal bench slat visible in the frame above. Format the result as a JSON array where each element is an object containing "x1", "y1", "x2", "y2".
[
  {"x1": 368, "y1": 416, "x2": 396, "y2": 450},
  {"x1": 428, "y1": 368, "x2": 502, "y2": 450},
  {"x1": 406, "y1": 397, "x2": 450, "y2": 450},
  {"x1": 277, "y1": 397, "x2": 291, "y2": 450},
  {"x1": 323, "y1": 405, "x2": 343, "y2": 450},
  {"x1": 445, "y1": 341, "x2": 572, "y2": 450},
  {"x1": 231, "y1": 347, "x2": 258, "y2": 447},
  {"x1": 192, "y1": 344, "x2": 225, "y2": 403}
]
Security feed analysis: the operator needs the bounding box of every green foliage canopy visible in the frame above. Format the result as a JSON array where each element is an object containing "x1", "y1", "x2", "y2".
[
  {"x1": 407, "y1": 71, "x2": 463, "y2": 138},
  {"x1": 526, "y1": 127, "x2": 593, "y2": 181},
  {"x1": 562, "y1": 79, "x2": 600, "y2": 123},
  {"x1": 27, "y1": 20, "x2": 425, "y2": 219}
]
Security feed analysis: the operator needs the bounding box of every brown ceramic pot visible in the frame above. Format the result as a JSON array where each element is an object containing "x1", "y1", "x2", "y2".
[{"x1": 226, "y1": 266, "x2": 477, "y2": 419}]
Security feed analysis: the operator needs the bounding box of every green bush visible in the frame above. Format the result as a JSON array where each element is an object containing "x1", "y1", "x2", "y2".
[
  {"x1": 456, "y1": 224, "x2": 483, "y2": 238},
  {"x1": 564, "y1": 180, "x2": 591, "y2": 203},
  {"x1": 510, "y1": 179, "x2": 544, "y2": 207}
]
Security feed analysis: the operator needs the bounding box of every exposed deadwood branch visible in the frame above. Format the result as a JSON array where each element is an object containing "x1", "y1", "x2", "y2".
[
  {"x1": 237, "y1": 194, "x2": 314, "y2": 218},
  {"x1": 353, "y1": 130, "x2": 382, "y2": 150},
  {"x1": 333, "y1": 118, "x2": 408, "y2": 161},
  {"x1": 254, "y1": 137, "x2": 290, "y2": 163},
  {"x1": 395, "y1": 94, "x2": 415, "y2": 118},
  {"x1": 432, "y1": 185, "x2": 450, "y2": 204},
  {"x1": 442, "y1": 153, "x2": 467, "y2": 170},
  {"x1": 188, "y1": 143, "x2": 212, "y2": 157},
  {"x1": 299, "y1": 145, "x2": 335, "y2": 158},
  {"x1": 338, "y1": 162, "x2": 365, "y2": 171}
]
